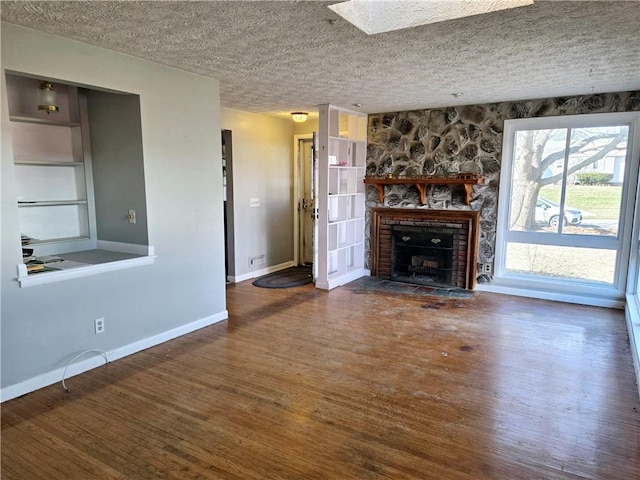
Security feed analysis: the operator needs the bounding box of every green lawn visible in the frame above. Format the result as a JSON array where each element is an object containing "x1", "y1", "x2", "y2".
[{"x1": 539, "y1": 185, "x2": 622, "y2": 219}]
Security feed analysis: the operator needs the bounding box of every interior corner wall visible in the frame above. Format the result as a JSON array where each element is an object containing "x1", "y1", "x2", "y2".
[
  {"x1": 1, "y1": 23, "x2": 226, "y2": 396},
  {"x1": 220, "y1": 108, "x2": 294, "y2": 280}
]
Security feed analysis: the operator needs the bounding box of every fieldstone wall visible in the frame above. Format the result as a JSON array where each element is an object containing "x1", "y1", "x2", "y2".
[{"x1": 366, "y1": 91, "x2": 640, "y2": 284}]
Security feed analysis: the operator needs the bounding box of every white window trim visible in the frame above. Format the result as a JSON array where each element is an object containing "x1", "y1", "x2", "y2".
[{"x1": 485, "y1": 112, "x2": 640, "y2": 308}]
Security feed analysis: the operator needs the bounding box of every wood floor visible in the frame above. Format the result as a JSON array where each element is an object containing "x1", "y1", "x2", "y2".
[{"x1": 2, "y1": 281, "x2": 639, "y2": 479}]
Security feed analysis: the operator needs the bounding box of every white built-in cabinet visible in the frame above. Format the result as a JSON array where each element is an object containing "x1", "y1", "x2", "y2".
[
  {"x1": 7, "y1": 75, "x2": 96, "y2": 255},
  {"x1": 316, "y1": 104, "x2": 368, "y2": 290}
]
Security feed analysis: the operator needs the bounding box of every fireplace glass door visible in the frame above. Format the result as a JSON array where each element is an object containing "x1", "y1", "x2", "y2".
[{"x1": 391, "y1": 226, "x2": 456, "y2": 287}]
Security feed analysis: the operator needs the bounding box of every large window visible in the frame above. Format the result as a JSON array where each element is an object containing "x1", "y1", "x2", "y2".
[{"x1": 495, "y1": 112, "x2": 640, "y2": 305}]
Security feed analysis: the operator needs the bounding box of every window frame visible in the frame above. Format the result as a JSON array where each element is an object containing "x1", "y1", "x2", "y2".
[{"x1": 493, "y1": 112, "x2": 640, "y2": 305}]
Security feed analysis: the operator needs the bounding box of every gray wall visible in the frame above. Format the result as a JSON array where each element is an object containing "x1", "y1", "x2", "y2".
[
  {"x1": 1, "y1": 24, "x2": 226, "y2": 392},
  {"x1": 86, "y1": 90, "x2": 148, "y2": 245}
]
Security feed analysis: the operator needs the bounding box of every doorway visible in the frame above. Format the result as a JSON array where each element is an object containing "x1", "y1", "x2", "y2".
[
  {"x1": 297, "y1": 136, "x2": 315, "y2": 267},
  {"x1": 222, "y1": 129, "x2": 235, "y2": 281}
]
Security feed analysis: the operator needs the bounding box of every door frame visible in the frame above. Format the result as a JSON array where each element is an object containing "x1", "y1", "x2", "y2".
[
  {"x1": 292, "y1": 134, "x2": 314, "y2": 266},
  {"x1": 222, "y1": 129, "x2": 235, "y2": 282}
]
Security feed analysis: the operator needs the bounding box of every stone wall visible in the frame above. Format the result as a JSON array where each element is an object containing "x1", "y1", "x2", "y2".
[{"x1": 365, "y1": 91, "x2": 640, "y2": 283}]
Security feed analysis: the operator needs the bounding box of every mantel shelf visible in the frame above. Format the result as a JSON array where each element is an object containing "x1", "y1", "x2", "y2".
[{"x1": 363, "y1": 174, "x2": 483, "y2": 205}]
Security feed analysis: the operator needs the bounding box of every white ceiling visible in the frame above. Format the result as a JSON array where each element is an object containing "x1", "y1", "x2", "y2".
[{"x1": 2, "y1": 1, "x2": 639, "y2": 119}]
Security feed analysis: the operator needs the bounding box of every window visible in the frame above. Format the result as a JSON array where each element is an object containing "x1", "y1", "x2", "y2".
[{"x1": 495, "y1": 112, "x2": 640, "y2": 305}]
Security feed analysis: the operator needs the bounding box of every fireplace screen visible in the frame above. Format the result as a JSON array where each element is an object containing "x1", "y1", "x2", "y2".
[
  {"x1": 370, "y1": 208, "x2": 479, "y2": 290},
  {"x1": 391, "y1": 226, "x2": 457, "y2": 287}
]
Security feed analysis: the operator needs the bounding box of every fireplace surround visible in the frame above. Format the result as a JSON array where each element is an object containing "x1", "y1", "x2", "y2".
[{"x1": 370, "y1": 208, "x2": 480, "y2": 290}]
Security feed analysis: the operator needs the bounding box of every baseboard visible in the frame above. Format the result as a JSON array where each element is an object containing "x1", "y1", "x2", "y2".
[
  {"x1": 625, "y1": 293, "x2": 640, "y2": 400},
  {"x1": 317, "y1": 268, "x2": 367, "y2": 290},
  {"x1": 228, "y1": 260, "x2": 295, "y2": 283},
  {"x1": 476, "y1": 283, "x2": 625, "y2": 309},
  {"x1": 97, "y1": 240, "x2": 155, "y2": 256},
  {"x1": 0, "y1": 310, "x2": 228, "y2": 403}
]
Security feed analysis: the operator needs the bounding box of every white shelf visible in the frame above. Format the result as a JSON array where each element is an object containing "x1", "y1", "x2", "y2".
[
  {"x1": 10, "y1": 115, "x2": 80, "y2": 127},
  {"x1": 24, "y1": 235, "x2": 91, "y2": 245},
  {"x1": 18, "y1": 200, "x2": 87, "y2": 207},
  {"x1": 15, "y1": 160, "x2": 84, "y2": 166}
]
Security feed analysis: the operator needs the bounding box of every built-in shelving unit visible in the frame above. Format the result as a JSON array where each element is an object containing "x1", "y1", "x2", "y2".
[
  {"x1": 316, "y1": 104, "x2": 368, "y2": 290},
  {"x1": 7, "y1": 75, "x2": 97, "y2": 255}
]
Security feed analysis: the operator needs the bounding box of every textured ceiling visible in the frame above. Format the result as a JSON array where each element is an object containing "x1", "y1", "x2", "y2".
[{"x1": 1, "y1": 1, "x2": 639, "y2": 118}]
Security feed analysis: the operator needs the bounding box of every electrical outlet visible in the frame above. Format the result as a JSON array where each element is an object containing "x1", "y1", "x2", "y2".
[
  {"x1": 95, "y1": 318, "x2": 105, "y2": 334},
  {"x1": 482, "y1": 263, "x2": 492, "y2": 274}
]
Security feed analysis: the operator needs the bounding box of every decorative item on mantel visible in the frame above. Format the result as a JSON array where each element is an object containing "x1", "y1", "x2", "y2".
[{"x1": 363, "y1": 173, "x2": 483, "y2": 205}]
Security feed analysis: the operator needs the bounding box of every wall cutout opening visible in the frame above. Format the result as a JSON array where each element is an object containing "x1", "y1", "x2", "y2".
[{"x1": 6, "y1": 72, "x2": 154, "y2": 286}]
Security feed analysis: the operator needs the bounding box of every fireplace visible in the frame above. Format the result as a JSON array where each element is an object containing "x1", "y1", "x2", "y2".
[{"x1": 370, "y1": 208, "x2": 480, "y2": 290}]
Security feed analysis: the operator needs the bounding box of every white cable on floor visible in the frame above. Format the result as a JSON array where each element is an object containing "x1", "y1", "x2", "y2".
[{"x1": 61, "y1": 349, "x2": 109, "y2": 392}]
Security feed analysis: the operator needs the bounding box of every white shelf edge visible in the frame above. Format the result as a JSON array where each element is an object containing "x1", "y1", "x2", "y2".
[
  {"x1": 18, "y1": 200, "x2": 88, "y2": 207},
  {"x1": 17, "y1": 251, "x2": 156, "y2": 288},
  {"x1": 23, "y1": 235, "x2": 91, "y2": 245},
  {"x1": 15, "y1": 160, "x2": 84, "y2": 166},
  {"x1": 328, "y1": 218, "x2": 365, "y2": 225},
  {"x1": 329, "y1": 240, "x2": 365, "y2": 253},
  {"x1": 10, "y1": 115, "x2": 81, "y2": 127}
]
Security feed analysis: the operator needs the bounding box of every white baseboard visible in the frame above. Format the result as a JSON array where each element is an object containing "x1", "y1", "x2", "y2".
[
  {"x1": 97, "y1": 240, "x2": 155, "y2": 256},
  {"x1": 0, "y1": 310, "x2": 228, "y2": 403},
  {"x1": 476, "y1": 283, "x2": 625, "y2": 309},
  {"x1": 625, "y1": 294, "x2": 640, "y2": 400},
  {"x1": 317, "y1": 268, "x2": 368, "y2": 290},
  {"x1": 228, "y1": 260, "x2": 295, "y2": 283}
]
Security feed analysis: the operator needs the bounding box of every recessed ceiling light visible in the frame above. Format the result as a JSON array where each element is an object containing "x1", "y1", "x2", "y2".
[{"x1": 328, "y1": 0, "x2": 534, "y2": 35}]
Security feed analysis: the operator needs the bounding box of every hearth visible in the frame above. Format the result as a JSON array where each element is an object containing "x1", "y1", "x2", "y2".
[{"x1": 370, "y1": 208, "x2": 480, "y2": 290}]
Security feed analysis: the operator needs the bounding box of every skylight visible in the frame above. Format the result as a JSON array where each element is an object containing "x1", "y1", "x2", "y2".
[{"x1": 328, "y1": 0, "x2": 535, "y2": 35}]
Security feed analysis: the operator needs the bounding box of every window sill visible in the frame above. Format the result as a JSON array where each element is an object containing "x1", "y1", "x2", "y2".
[{"x1": 17, "y1": 245, "x2": 155, "y2": 288}]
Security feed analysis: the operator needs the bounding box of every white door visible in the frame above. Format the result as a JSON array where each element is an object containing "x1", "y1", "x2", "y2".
[{"x1": 298, "y1": 137, "x2": 315, "y2": 266}]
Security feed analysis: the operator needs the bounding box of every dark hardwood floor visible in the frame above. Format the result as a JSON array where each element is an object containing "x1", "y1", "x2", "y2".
[{"x1": 2, "y1": 281, "x2": 639, "y2": 479}]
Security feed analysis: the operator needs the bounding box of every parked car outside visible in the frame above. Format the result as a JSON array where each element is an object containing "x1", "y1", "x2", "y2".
[{"x1": 535, "y1": 197, "x2": 582, "y2": 228}]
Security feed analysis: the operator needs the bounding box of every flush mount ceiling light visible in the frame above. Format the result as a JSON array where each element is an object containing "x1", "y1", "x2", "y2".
[
  {"x1": 328, "y1": 0, "x2": 534, "y2": 35},
  {"x1": 291, "y1": 112, "x2": 309, "y2": 123}
]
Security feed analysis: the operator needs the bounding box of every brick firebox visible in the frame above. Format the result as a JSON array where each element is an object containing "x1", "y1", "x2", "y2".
[{"x1": 370, "y1": 208, "x2": 480, "y2": 290}]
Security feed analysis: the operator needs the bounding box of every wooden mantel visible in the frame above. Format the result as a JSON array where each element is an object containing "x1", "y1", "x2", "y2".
[{"x1": 363, "y1": 174, "x2": 483, "y2": 205}]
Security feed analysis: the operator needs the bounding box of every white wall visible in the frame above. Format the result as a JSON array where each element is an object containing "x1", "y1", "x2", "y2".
[
  {"x1": 1, "y1": 24, "x2": 227, "y2": 398},
  {"x1": 221, "y1": 108, "x2": 294, "y2": 280}
]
